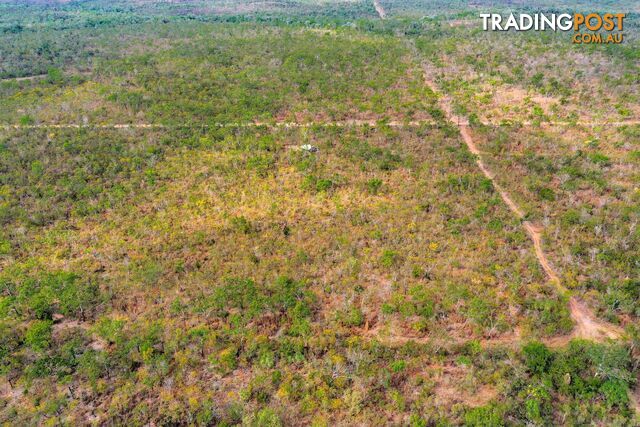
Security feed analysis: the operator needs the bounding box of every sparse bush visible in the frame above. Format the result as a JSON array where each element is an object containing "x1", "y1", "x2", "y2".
[
  {"x1": 231, "y1": 215, "x2": 254, "y2": 234},
  {"x1": 379, "y1": 249, "x2": 399, "y2": 268},
  {"x1": 366, "y1": 178, "x2": 383, "y2": 194}
]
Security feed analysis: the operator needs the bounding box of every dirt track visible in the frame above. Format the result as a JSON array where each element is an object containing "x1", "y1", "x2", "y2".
[
  {"x1": 373, "y1": 0, "x2": 386, "y2": 19},
  {"x1": 418, "y1": 63, "x2": 623, "y2": 342},
  {"x1": 4, "y1": 120, "x2": 637, "y2": 131},
  {"x1": 0, "y1": 74, "x2": 47, "y2": 82}
]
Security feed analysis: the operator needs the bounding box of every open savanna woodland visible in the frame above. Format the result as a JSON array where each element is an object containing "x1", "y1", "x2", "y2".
[{"x1": 1, "y1": 0, "x2": 639, "y2": 425}]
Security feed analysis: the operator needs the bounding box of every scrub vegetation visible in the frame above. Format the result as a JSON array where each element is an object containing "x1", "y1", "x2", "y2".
[{"x1": 1, "y1": 0, "x2": 639, "y2": 425}]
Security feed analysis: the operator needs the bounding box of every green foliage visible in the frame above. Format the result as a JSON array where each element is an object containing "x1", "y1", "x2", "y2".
[
  {"x1": 341, "y1": 307, "x2": 364, "y2": 327},
  {"x1": 0, "y1": 238, "x2": 10, "y2": 255},
  {"x1": 523, "y1": 295, "x2": 573, "y2": 336},
  {"x1": 379, "y1": 249, "x2": 399, "y2": 268},
  {"x1": 530, "y1": 72, "x2": 544, "y2": 88},
  {"x1": 522, "y1": 382, "x2": 551, "y2": 424},
  {"x1": 0, "y1": 321, "x2": 21, "y2": 374},
  {"x1": 231, "y1": 216, "x2": 254, "y2": 234},
  {"x1": 442, "y1": 174, "x2": 493, "y2": 194},
  {"x1": 247, "y1": 154, "x2": 276, "y2": 177},
  {"x1": 600, "y1": 379, "x2": 629, "y2": 407},
  {"x1": 25, "y1": 320, "x2": 52, "y2": 352},
  {"x1": 588, "y1": 152, "x2": 611, "y2": 166},
  {"x1": 46, "y1": 67, "x2": 64, "y2": 84},
  {"x1": 522, "y1": 341, "x2": 553, "y2": 375},
  {"x1": 303, "y1": 175, "x2": 335, "y2": 193},
  {"x1": 0, "y1": 129, "x2": 165, "y2": 225},
  {"x1": 561, "y1": 209, "x2": 581, "y2": 226},
  {"x1": 340, "y1": 138, "x2": 402, "y2": 171},
  {"x1": 549, "y1": 341, "x2": 633, "y2": 398},
  {"x1": 95, "y1": 317, "x2": 126, "y2": 344},
  {"x1": 467, "y1": 296, "x2": 496, "y2": 328},
  {"x1": 1, "y1": 5, "x2": 638, "y2": 424},
  {"x1": 201, "y1": 277, "x2": 315, "y2": 336},
  {"x1": 107, "y1": 90, "x2": 149, "y2": 113},
  {"x1": 19, "y1": 115, "x2": 34, "y2": 125},
  {"x1": 242, "y1": 408, "x2": 282, "y2": 427},
  {"x1": 464, "y1": 403, "x2": 504, "y2": 427},
  {"x1": 1, "y1": 271, "x2": 100, "y2": 322},
  {"x1": 407, "y1": 285, "x2": 434, "y2": 318},
  {"x1": 390, "y1": 360, "x2": 406, "y2": 373},
  {"x1": 212, "y1": 346, "x2": 239, "y2": 374},
  {"x1": 366, "y1": 178, "x2": 383, "y2": 194},
  {"x1": 537, "y1": 187, "x2": 555, "y2": 201}
]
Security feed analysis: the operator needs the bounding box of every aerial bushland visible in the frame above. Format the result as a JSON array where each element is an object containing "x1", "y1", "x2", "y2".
[
  {"x1": 2, "y1": 122, "x2": 614, "y2": 424},
  {"x1": 1, "y1": 2, "x2": 639, "y2": 425},
  {"x1": 412, "y1": 19, "x2": 640, "y2": 329},
  {"x1": 1, "y1": 23, "x2": 437, "y2": 125}
]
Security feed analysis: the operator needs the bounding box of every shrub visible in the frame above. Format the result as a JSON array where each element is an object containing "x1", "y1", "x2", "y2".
[
  {"x1": 25, "y1": 320, "x2": 53, "y2": 352},
  {"x1": 487, "y1": 219, "x2": 503, "y2": 231},
  {"x1": 95, "y1": 317, "x2": 126, "y2": 345},
  {"x1": 46, "y1": 67, "x2": 64, "y2": 84},
  {"x1": 366, "y1": 178, "x2": 383, "y2": 194},
  {"x1": 561, "y1": 210, "x2": 581, "y2": 226},
  {"x1": 341, "y1": 139, "x2": 401, "y2": 170},
  {"x1": 231, "y1": 216, "x2": 253, "y2": 234},
  {"x1": 0, "y1": 238, "x2": 11, "y2": 255},
  {"x1": 379, "y1": 249, "x2": 399, "y2": 268},
  {"x1": 343, "y1": 307, "x2": 364, "y2": 327},
  {"x1": 210, "y1": 278, "x2": 265, "y2": 321},
  {"x1": 538, "y1": 187, "x2": 555, "y2": 201},
  {"x1": 467, "y1": 297, "x2": 494, "y2": 327},
  {"x1": 522, "y1": 382, "x2": 551, "y2": 424},
  {"x1": 19, "y1": 115, "x2": 34, "y2": 125},
  {"x1": 588, "y1": 152, "x2": 610, "y2": 166},
  {"x1": 408, "y1": 285, "x2": 434, "y2": 319},
  {"x1": 600, "y1": 379, "x2": 629, "y2": 407},
  {"x1": 531, "y1": 72, "x2": 544, "y2": 88},
  {"x1": 9, "y1": 272, "x2": 100, "y2": 321},
  {"x1": 522, "y1": 341, "x2": 553, "y2": 375},
  {"x1": 315, "y1": 178, "x2": 334, "y2": 192},
  {"x1": 242, "y1": 408, "x2": 282, "y2": 427},
  {"x1": 549, "y1": 341, "x2": 632, "y2": 397},
  {"x1": 247, "y1": 154, "x2": 275, "y2": 177},
  {"x1": 464, "y1": 403, "x2": 504, "y2": 426},
  {"x1": 390, "y1": 360, "x2": 406, "y2": 373},
  {"x1": 302, "y1": 175, "x2": 334, "y2": 193},
  {"x1": 212, "y1": 346, "x2": 238, "y2": 374},
  {"x1": 479, "y1": 178, "x2": 494, "y2": 192}
]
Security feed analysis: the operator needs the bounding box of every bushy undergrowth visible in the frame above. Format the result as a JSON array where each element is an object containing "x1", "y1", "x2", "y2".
[{"x1": 1, "y1": 6, "x2": 638, "y2": 425}]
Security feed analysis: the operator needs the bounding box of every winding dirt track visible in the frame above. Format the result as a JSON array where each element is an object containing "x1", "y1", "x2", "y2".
[
  {"x1": 373, "y1": 0, "x2": 386, "y2": 19},
  {"x1": 369, "y1": 0, "x2": 633, "y2": 407},
  {"x1": 418, "y1": 61, "x2": 622, "y2": 342},
  {"x1": 391, "y1": 9, "x2": 624, "y2": 341}
]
